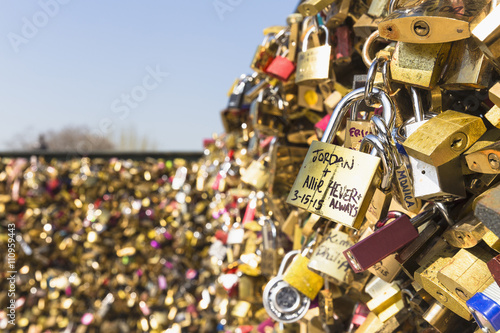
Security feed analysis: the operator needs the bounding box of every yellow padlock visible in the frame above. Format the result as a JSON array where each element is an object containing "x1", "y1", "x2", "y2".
[{"x1": 282, "y1": 235, "x2": 324, "y2": 300}]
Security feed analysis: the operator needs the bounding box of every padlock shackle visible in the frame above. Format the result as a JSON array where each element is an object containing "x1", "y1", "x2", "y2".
[
  {"x1": 260, "y1": 216, "x2": 278, "y2": 249},
  {"x1": 410, "y1": 87, "x2": 424, "y2": 123},
  {"x1": 278, "y1": 250, "x2": 300, "y2": 276},
  {"x1": 360, "y1": 134, "x2": 394, "y2": 191},
  {"x1": 302, "y1": 25, "x2": 329, "y2": 52},
  {"x1": 321, "y1": 87, "x2": 395, "y2": 144},
  {"x1": 410, "y1": 204, "x2": 439, "y2": 228}
]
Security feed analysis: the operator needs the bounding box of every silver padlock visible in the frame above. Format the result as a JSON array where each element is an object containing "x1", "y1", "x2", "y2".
[
  {"x1": 262, "y1": 250, "x2": 311, "y2": 323},
  {"x1": 396, "y1": 87, "x2": 465, "y2": 201}
]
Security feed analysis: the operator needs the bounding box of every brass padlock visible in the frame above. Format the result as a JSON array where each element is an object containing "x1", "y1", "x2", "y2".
[
  {"x1": 307, "y1": 224, "x2": 354, "y2": 285},
  {"x1": 287, "y1": 87, "x2": 395, "y2": 229},
  {"x1": 441, "y1": 37, "x2": 493, "y2": 90},
  {"x1": 378, "y1": 0, "x2": 490, "y2": 43},
  {"x1": 437, "y1": 246, "x2": 495, "y2": 302},
  {"x1": 403, "y1": 110, "x2": 487, "y2": 167},
  {"x1": 344, "y1": 100, "x2": 372, "y2": 151},
  {"x1": 414, "y1": 241, "x2": 472, "y2": 320},
  {"x1": 295, "y1": 25, "x2": 332, "y2": 85},
  {"x1": 390, "y1": 41, "x2": 451, "y2": 89},
  {"x1": 442, "y1": 212, "x2": 488, "y2": 249},
  {"x1": 248, "y1": 89, "x2": 285, "y2": 137},
  {"x1": 240, "y1": 137, "x2": 277, "y2": 190},
  {"x1": 298, "y1": 0, "x2": 336, "y2": 17}
]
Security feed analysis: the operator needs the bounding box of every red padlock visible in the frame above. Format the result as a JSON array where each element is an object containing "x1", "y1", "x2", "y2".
[{"x1": 266, "y1": 53, "x2": 296, "y2": 81}]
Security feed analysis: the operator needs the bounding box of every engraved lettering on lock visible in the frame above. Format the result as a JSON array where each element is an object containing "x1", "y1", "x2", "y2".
[{"x1": 311, "y1": 149, "x2": 355, "y2": 169}]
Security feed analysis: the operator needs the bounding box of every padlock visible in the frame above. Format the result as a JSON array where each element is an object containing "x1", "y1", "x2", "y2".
[
  {"x1": 344, "y1": 100, "x2": 372, "y2": 150},
  {"x1": 323, "y1": 0, "x2": 351, "y2": 29},
  {"x1": 295, "y1": 25, "x2": 332, "y2": 85},
  {"x1": 344, "y1": 206, "x2": 438, "y2": 274},
  {"x1": 334, "y1": 25, "x2": 352, "y2": 65},
  {"x1": 259, "y1": 215, "x2": 281, "y2": 277},
  {"x1": 441, "y1": 38, "x2": 493, "y2": 90},
  {"x1": 467, "y1": 281, "x2": 500, "y2": 333},
  {"x1": 490, "y1": 81, "x2": 500, "y2": 107},
  {"x1": 240, "y1": 140, "x2": 276, "y2": 191},
  {"x1": 356, "y1": 131, "x2": 394, "y2": 224},
  {"x1": 403, "y1": 110, "x2": 487, "y2": 167},
  {"x1": 266, "y1": 46, "x2": 296, "y2": 82},
  {"x1": 298, "y1": 0, "x2": 336, "y2": 17},
  {"x1": 297, "y1": 85, "x2": 324, "y2": 112},
  {"x1": 365, "y1": 281, "x2": 405, "y2": 323},
  {"x1": 414, "y1": 241, "x2": 473, "y2": 320},
  {"x1": 437, "y1": 246, "x2": 495, "y2": 303},
  {"x1": 287, "y1": 87, "x2": 395, "y2": 229},
  {"x1": 475, "y1": 183, "x2": 500, "y2": 238},
  {"x1": 422, "y1": 300, "x2": 475, "y2": 333},
  {"x1": 465, "y1": 141, "x2": 500, "y2": 174},
  {"x1": 227, "y1": 222, "x2": 245, "y2": 245},
  {"x1": 368, "y1": 0, "x2": 389, "y2": 18},
  {"x1": 262, "y1": 250, "x2": 311, "y2": 323},
  {"x1": 228, "y1": 73, "x2": 259, "y2": 110},
  {"x1": 442, "y1": 212, "x2": 488, "y2": 249},
  {"x1": 390, "y1": 41, "x2": 451, "y2": 89},
  {"x1": 307, "y1": 224, "x2": 354, "y2": 285},
  {"x1": 317, "y1": 280, "x2": 335, "y2": 325},
  {"x1": 371, "y1": 114, "x2": 421, "y2": 213},
  {"x1": 266, "y1": 16, "x2": 303, "y2": 82},
  {"x1": 472, "y1": 3, "x2": 500, "y2": 71},
  {"x1": 282, "y1": 235, "x2": 324, "y2": 300},
  {"x1": 378, "y1": 0, "x2": 490, "y2": 43},
  {"x1": 250, "y1": 33, "x2": 279, "y2": 73},
  {"x1": 249, "y1": 89, "x2": 286, "y2": 137},
  {"x1": 396, "y1": 221, "x2": 447, "y2": 280},
  {"x1": 465, "y1": 129, "x2": 500, "y2": 174},
  {"x1": 353, "y1": 14, "x2": 382, "y2": 38}
]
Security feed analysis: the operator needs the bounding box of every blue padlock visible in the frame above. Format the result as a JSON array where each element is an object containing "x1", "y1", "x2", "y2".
[{"x1": 467, "y1": 282, "x2": 500, "y2": 333}]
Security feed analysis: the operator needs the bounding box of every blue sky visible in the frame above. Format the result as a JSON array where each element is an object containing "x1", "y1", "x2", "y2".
[{"x1": 0, "y1": 1, "x2": 297, "y2": 151}]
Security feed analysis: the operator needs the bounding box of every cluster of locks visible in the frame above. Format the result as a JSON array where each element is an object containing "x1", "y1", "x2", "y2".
[
  {"x1": 212, "y1": 0, "x2": 500, "y2": 332},
  {"x1": 3, "y1": 0, "x2": 500, "y2": 332},
  {"x1": 0, "y1": 156, "x2": 227, "y2": 332}
]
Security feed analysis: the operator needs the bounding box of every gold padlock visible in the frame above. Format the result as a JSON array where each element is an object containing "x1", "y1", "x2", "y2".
[
  {"x1": 441, "y1": 37, "x2": 493, "y2": 90},
  {"x1": 298, "y1": 0, "x2": 336, "y2": 17},
  {"x1": 379, "y1": 0, "x2": 490, "y2": 43},
  {"x1": 287, "y1": 87, "x2": 395, "y2": 229},
  {"x1": 307, "y1": 224, "x2": 354, "y2": 285},
  {"x1": 403, "y1": 110, "x2": 487, "y2": 167},
  {"x1": 414, "y1": 242, "x2": 472, "y2": 320},
  {"x1": 390, "y1": 41, "x2": 451, "y2": 89},
  {"x1": 295, "y1": 25, "x2": 332, "y2": 85},
  {"x1": 437, "y1": 246, "x2": 495, "y2": 302}
]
